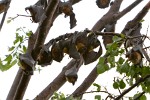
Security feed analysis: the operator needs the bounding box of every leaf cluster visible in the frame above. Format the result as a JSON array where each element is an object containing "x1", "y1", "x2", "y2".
[{"x1": 0, "y1": 27, "x2": 32, "y2": 71}]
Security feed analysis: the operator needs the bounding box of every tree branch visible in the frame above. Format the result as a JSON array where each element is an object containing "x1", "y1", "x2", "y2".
[
  {"x1": 6, "y1": 68, "x2": 23, "y2": 99},
  {"x1": 34, "y1": 59, "x2": 83, "y2": 100},
  {"x1": 115, "y1": 75, "x2": 150, "y2": 100},
  {"x1": 116, "y1": 0, "x2": 144, "y2": 19},
  {"x1": 13, "y1": 73, "x2": 31, "y2": 100},
  {"x1": 122, "y1": 1, "x2": 150, "y2": 34},
  {"x1": 71, "y1": 0, "x2": 149, "y2": 99},
  {"x1": 7, "y1": 0, "x2": 60, "y2": 99},
  {"x1": 92, "y1": 0, "x2": 143, "y2": 31}
]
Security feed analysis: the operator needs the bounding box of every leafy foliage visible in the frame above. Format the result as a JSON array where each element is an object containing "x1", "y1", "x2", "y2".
[
  {"x1": 96, "y1": 35, "x2": 150, "y2": 99},
  {"x1": 0, "y1": 27, "x2": 32, "y2": 71}
]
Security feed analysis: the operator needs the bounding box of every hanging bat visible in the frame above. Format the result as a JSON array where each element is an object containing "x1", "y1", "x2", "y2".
[
  {"x1": 126, "y1": 46, "x2": 143, "y2": 66},
  {"x1": 25, "y1": 0, "x2": 47, "y2": 23},
  {"x1": 19, "y1": 52, "x2": 36, "y2": 75},
  {"x1": 51, "y1": 41, "x2": 64, "y2": 62},
  {"x1": 125, "y1": 23, "x2": 142, "y2": 48},
  {"x1": 37, "y1": 45, "x2": 53, "y2": 67},
  {"x1": 65, "y1": 66, "x2": 78, "y2": 85},
  {"x1": 59, "y1": 1, "x2": 77, "y2": 29}
]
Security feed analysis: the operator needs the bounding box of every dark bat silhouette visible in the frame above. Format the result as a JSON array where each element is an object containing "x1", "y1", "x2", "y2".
[
  {"x1": 19, "y1": 53, "x2": 36, "y2": 75},
  {"x1": 25, "y1": 0, "x2": 47, "y2": 23},
  {"x1": 59, "y1": 1, "x2": 77, "y2": 29},
  {"x1": 65, "y1": 66, "x2": 78, "y2": 85}
]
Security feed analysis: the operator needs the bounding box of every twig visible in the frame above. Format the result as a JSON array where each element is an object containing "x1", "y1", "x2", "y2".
[
  {"x1": 115, "y1": 74, "x2": 150, "y2": 100},
  {"x1": 8, "y1": 14, "x2": 31, "y2": 21},
  {"x1": 79, "y1": 90, "x2": 115, "y2": 99}
]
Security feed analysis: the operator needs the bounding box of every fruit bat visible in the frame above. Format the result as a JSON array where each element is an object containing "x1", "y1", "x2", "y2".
[
  {"x1": 37, "y1": 45, "x2": 53, "y2": 67},
  {"x1": 25, "y1": 0, "x2": 47, "y2": 23},
  {"x1": 74, "y1": 31, "x2": 88, "y2": 54},
  {"x1": 96, "y1": 0, "x2": 110, "y2": 9},
  {"x1": 65, "y1": 66, "x2": 78, "y2": 85},
  {"x1": 51, "y1": 41, "x2": 64, "y2": 62},
  {"x1": 87, "y1": 33, "x2": 101, "y2": 51},
  {"x1": 59, "y1": 1, "x2": 77, "y2": 29},
  {"x1": 59, "y1": 38, "x2": 80, "y2": 59},
  {"x1": 83, "y1": 36, "x2": 102, "y2": 65},
  {"x1": 19, "y1": 53, "x2": 36, "y2": 75},
  {"x1": 125, "y1": 23, "x2": 142, "y2": 48},
  {"x1": 126, "y1": 46, "x2": 143, "y2": 66}
]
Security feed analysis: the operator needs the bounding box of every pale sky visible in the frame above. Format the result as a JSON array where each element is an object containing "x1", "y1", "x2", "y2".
[{"x1": 0, "y1": 0, "x2": 150, "y2": 99}]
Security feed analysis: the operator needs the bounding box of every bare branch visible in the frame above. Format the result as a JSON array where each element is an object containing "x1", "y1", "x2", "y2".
[
  {"x1": 13, "y1": 73, "x2": 31, "y2": 100},
  {"x1": 77, "y1": 90, "x2": 115, "y2": 99},
  {"x1": 116, "y1": 0, "x2": 144, "y2": 19},
  {"x1": 7, "y1": 0, "x2": 60, "y2": 99},
  {"x1": 122, "y1": 1, "x2": 150, "y2": 34},
  {"x1": 92, "y1": 0, "x2": 143, "y2": 31},
  {"x1": 6, "y1": 69, "x2": 23, "y2": 99}
]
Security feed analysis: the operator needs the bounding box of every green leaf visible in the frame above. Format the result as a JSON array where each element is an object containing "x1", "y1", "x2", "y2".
[
  {"x1": 119, "y1": 80, "x2": 126, "y2": 89},
  {"x1": 0, "y1": 59, "x2": 4, "y2": 71},
  {"x1": 117, "y1": 62, "x2": 130, "y2": 74},
  {"x1": 112, "y1": 36, "x2": 122, "y2": 42},
  {"x1": 113, "y1": 82, "x2": 119, "y2": 89},
  {"x1": 19, "y1": 36, "x2": 23, "y2": 42},
  {"x1": 23, "y1": 45, "x2": 27, "y2": 53},
  {"x1": 95, "y1": 95, "x2": 101, "y2": 100},
  {"x1": 7, "y1": 20, "x2": 11, "y2": 23},
  {"x1": 8, "y1": 46, "x2": 15, "y2": 51},
  {"x1": 4, "y1": 55, "x2": 12, "y2": 63},
  {"x1": 93, "y1": 83, "x2": 101, "y2": 91},
  {"x1": 1, "y1": 60, "x2": 17, "y2": 71},
  {"x1": 140, "y1": 95, "x2": 147, "y2": 100},
  {"x1": 16, "y1": 27, "x2": 21, "y2": 31},
  {"x1": 97, "y1": 64, "x2": 109, "y2": 74},
  {"x1": 13, "y1": 37, "x2": 19, "y2": 45},
  {"x1": 1, "y1": 64, "x2": 11, "y2": 71},
  {"x1": 10, "y1": 60, "x2": 17, "y2": 66},
  {"x1": 26, "y1": 31, "x2": 32, "y2": 37},
  {"x1": 118, "y1": 57, "x2": 124, "y2": 65},
  {"x1": 120, "y1": 33, "x2": 125, "y2": 38},
  {"x1": 108, "y1": 56, "x2": 115, "y2": 68},
  {"x1": 98, "y1": 57, "x2": 105, "y2": 64},
  {"x1": 118, "y1": 48, "x2": 124, "y2": 54},
  {"x1": 133, "y1": 93, "x2": 146, "y2": 100}
]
